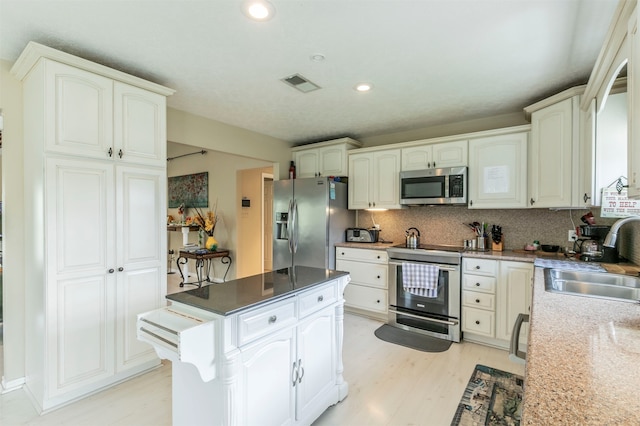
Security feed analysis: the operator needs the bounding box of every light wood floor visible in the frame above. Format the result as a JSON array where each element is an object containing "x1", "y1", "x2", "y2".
[{"x1": 1, "y1": 273, "x2": 524, "y2": 426}]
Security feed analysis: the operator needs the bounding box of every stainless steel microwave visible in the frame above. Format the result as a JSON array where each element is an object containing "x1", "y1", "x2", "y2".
[{"x1": 400, "y1": 166, "x2": 467, "y2": 206}]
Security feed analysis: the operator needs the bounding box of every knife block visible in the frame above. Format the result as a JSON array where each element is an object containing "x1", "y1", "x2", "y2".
[{"x1": 492, "y1": 238, "x2": 504, "y2": 252}]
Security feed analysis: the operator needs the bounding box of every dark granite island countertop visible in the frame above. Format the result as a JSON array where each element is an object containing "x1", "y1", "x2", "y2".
[{"x1": 167, "y1": 265, "x2": 349, "y2": 315}]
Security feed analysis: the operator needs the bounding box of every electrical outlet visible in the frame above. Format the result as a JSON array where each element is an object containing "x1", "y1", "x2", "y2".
[{"x1": 568, "y1": 230, "x2": 578, "y2": 242}]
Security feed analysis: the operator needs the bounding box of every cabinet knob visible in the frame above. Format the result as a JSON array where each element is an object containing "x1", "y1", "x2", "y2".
[
  {"x1": 475, "y1": 265, "x2": 480, "y2": 270},
  {"x1": 118, "y1": 267, "x2": 124, "y2": 272},
  {"x1": 108, "y1": 268, "x2": 115, "y2": 273},
  {"x1": 433, "y1": 161, "x2": 436, "y2": 168},
  {"x1": 475, "y1": 320, "x2": 480, "y2": 325},
  {"x1": 108, "y1": 147, "x2": 113, "y2": 158},
  {"x1": 530, "y1": 197, "x2": 535, "y2": 206},
  {"x1": 118, "y1": 149, "x2": 123, "y2": 158},
  {"x1": 469, "y1": 200, "x2": 473, "y2": 207},
  {"x1": 475, "y1": 299, "x2": 480, "y2": 303},
  {"x1": 317, "y1": 295, "x2": 324, "y2": 303},
  {"x1": 376, "y1": 300, "x2": 381, "y2": 304},
  {"x1": 377, "y1": 275, "x2": 381, "y2": 279},
  {"x1": 583, "y1": 193, "x2": 591, "y2": 203},
  {"x1": 341, "y1": 252, "x2": 345, "y2": 255},
  {"x1": 377, "y1": 255, "x2": 380, "y2": 259},
  {"x1": 475, "y1": 282, "x2": 481, "y2": 286},
  {"x1": 268, "y1": 315, "x2": 277, "y2": 324}
]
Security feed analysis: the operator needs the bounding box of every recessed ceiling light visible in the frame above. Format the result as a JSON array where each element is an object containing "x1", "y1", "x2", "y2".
[
  {"x1": 242, "y1": 0, "x2": 276, "y2": 21},
  {"x1": 355, "y1": 83, "x2": 373, "y2": 92}
]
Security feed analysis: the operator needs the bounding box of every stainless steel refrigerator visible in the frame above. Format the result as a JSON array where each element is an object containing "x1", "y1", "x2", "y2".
[{"x1": 273, "y1": 177, "x2": 354, "y2": 270}]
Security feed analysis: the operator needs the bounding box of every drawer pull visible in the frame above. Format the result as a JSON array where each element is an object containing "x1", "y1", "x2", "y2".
[
  {"x1": 317, "y1": 295, "x2": 324, "y2": 303},
  {"x1": 377, "y1": 275, "x2": 381, "y2": 279},
  {"x1": 268, "y1": 315, "x2": 277, "y2": 324},
  {"x1": 475, "y1": 320, "x2": 480, "y2": 325},
  {"x1": 475, "y1": 299, "x2": 480, "y2": 303},
  {"x1": 376, "y1": 299, "x2": 381, "y2": 304},
  {"x1": 475, "y1": 282, "x2": 481, "y2": 287},
  {"x1": 475, "y1": 265, "x2": 481, "y2": 270}
]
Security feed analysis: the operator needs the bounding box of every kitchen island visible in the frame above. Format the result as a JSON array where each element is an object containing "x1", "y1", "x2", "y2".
[{"x1": 138, "y1": 266, "x2": 350, "y2": 426}]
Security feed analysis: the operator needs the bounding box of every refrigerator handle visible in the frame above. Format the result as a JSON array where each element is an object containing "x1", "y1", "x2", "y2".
[
  {"x1": 292, "y1": 199, "x2": 299, "y2": 254},
  {"x1": 287, "y1": 199, "x2": 294, "y2": 254}
]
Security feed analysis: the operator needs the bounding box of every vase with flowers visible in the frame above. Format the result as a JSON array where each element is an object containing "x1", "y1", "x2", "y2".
[{"x1": 187, "y1": 200, "x2": 219, "y2": 251}]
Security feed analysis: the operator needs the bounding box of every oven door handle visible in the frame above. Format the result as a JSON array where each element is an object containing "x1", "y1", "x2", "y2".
[
  {"x1": 388, "y1": 308, "x2": 459, "y2": 326},
  {"x1": 388, "y1": 260, "x2": 458, "y2": 272}
]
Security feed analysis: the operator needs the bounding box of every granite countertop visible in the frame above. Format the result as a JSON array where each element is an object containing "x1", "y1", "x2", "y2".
[
  {"x1": 335, "y1": 241, "x2": 396, "y2": 250},
  {"x1": 167, "y1": 266, "x2": 348, "y2": 315},
  {"x1": 522, "y1": 267, "x2": 640, "y2": 425}
]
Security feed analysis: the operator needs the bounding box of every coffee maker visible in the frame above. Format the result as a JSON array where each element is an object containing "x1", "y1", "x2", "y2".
[{"x1": 577, "y1": 225, "x2": 619, "y2": 263}]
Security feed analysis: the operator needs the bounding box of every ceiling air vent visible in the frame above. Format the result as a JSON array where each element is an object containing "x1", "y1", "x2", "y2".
[{"x1": 281, "y1": 73, "x2": 321, "y2": 93}]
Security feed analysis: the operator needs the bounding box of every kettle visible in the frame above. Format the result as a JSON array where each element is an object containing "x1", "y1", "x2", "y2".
[{"x1": 406, "y1": 227, "x2": 421, "y2": 248}]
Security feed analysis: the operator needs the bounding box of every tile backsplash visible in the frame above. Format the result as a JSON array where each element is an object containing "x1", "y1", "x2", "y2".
[{"x1": 357, "y1": 206, "x2": 640, "y2": 264}]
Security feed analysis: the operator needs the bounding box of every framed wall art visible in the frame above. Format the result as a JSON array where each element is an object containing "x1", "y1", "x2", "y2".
[{"x1": 168, "y1": 172, "x2": 209, "y2": 208}]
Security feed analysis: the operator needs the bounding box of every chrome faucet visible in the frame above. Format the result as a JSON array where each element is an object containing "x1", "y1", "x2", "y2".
[{"x1": 603, "y1": 216, "x2": 640, "y2": 247}]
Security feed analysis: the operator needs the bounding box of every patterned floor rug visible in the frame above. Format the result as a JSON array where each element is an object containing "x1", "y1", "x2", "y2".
[{"x1": 451, "y1": 364, "x2": 524, "y2": 426}]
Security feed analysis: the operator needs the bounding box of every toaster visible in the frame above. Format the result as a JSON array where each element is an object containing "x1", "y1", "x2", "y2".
[{"x1": 345, "y1": 228, "x2": 379, "y2": 243}]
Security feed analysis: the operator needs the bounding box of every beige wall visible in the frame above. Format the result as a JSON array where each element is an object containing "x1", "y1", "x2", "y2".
[
  {"x1": 0, "y1": 58, "x2": 26, "y2": 388},
  {"x1": 236, "y1": 167, "x2": 273, "y2": 278},
  {"x1": 167, "y1": 142, "x2": 274, "y2": 281},
  {"x1": 167, "y1": 108, "x2": 291, "y2": 179}
]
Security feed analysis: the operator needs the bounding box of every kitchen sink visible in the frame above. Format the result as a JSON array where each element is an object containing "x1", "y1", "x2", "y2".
[{"x1": 544, "y1": 268, "x2": 640, "y2": 303}]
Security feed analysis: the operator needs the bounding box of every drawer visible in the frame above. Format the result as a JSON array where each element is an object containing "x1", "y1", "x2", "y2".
[
  {"x1": 336, "y1": 247, "x2": 388, "y2": 263},
  {"x1": 237, "y1": 297, "x2": 297, "y2": 346},
  {"x1": 463, "y1": 258, "x2": 498, "y2": 276},
  {"x1": 343, "y1": 284, "x2": 387, "y2": 314},
  {"x1": 336, "y1": 259, "x2": 387, "y2": 289},
  {"x1": 299, "y1": 281, "x2": 338, "y2": 318},
  {"x1": 462, "y1": 290, "x2": 495, "y2": 310},
  {"x1": 462, "y1": 307, "x2": 494, "y2": 337},
  {"x1": 462, "y1": 274, "x2": 497, "y2": 294}
]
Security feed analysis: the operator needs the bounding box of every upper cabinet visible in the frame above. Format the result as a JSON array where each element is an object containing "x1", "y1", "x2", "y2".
[
  {"x1": 468, "y1": 132, "x2": 528, "y2": 209},
  {"x1": 628, "y1": 5, "x2": 640, "y2": 197},
  {"x1": 527, "y1": 97, "x2": 577, "y2": 208},
  {"x1": 348, "y1": 149, "x2": 401, "y2": 210},
  {"x1": 401, "y1": 140, "x2": 468, "y2": 171},
  {"x1": 291, "y1": 137, "x2": 362, "y2": 178},
  {"x1": 27, "y1": 58, "x2": 167, "y2": 167}
]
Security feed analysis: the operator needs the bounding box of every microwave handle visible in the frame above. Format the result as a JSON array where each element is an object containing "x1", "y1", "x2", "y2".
[{"x1": 388, "y1": 260, "x2": 458, "y2": 272}]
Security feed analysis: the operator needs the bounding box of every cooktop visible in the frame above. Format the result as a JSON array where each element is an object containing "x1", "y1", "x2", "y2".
[{"x1": 390, "y1": 243, "x2": 466, "y2": 253}]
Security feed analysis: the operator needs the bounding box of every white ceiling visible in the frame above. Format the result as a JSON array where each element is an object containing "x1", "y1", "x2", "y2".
[{"x1": 0, "y1": 0, "x2": 620, "y2": 144}]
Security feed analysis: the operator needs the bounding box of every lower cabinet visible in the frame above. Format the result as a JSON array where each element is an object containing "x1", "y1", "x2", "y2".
[
  {"x1": 462, "y1": 258, "x2": 533, "y2": 349},
  {"x1": 336, "y1": 247, "x2": 389, "y2": 319},
  {"x1": 241, "y1": 306, "x2": 335, "y2": 425}
]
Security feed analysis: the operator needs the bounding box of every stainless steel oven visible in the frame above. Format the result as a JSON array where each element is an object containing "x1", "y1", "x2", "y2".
[{"x1": 387, "y1": 245, "x2": 462, "y2": 342}]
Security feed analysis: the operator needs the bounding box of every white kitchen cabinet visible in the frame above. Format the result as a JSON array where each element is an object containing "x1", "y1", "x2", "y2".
[
  {"x1": 13, "y1": 42, "x2": 173, "y2": 412},
  {"x1": 292, "y1": 137, "x2": 362, "y2": 178},
  {"x1": 401, "y1": 139, "x2": 468, "y2": 170},
  {"x1": 336, "y1": 247, "x2": 388, "y2": 319},
  {"x1": 461, "y1": 258, "x2": 497, "y2": 338},
  {"x1": 348, "y1": 149, "x2": 401, "y2": 209},
  {"x1": 36, "y1": 59, "x2": 166, "y2": 167},
  {"x1": 462, "y1": 258, "x2": 532, "y2": 349},
  {"x1": 467, "y1": 132, "x2": 528, "y2": 209},
  {"x1": 527, "y1": 96, "x2": 580, "y2": 208},
  {"x1": 628, "y1": 6, "x2": 640, "y2": 198},
  {"x1": 495, "y1": 261, "x2": 533, "y2": 343},
  {"x1": 139, "y1": 275, "x2": 349, "y2": 426}
]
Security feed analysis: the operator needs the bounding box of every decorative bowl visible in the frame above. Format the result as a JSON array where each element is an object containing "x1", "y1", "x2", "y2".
[{"x1": 541, "y1": 244, "x2": 560, "y2": 252}]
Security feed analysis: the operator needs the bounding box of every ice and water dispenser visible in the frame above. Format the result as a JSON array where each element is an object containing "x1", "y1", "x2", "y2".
[{"x1": 275, "y1": 212, "x2": 289, "y2": 240}]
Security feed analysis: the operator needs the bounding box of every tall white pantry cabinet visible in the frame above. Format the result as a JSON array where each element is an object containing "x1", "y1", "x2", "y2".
[{"x1": 11, "y1": 42, "x2": 174, "y2": 412}]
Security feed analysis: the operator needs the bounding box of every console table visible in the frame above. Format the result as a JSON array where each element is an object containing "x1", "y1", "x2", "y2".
[{"x1": 177, "y1": 249, "x2": 232, "y2": 287}]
